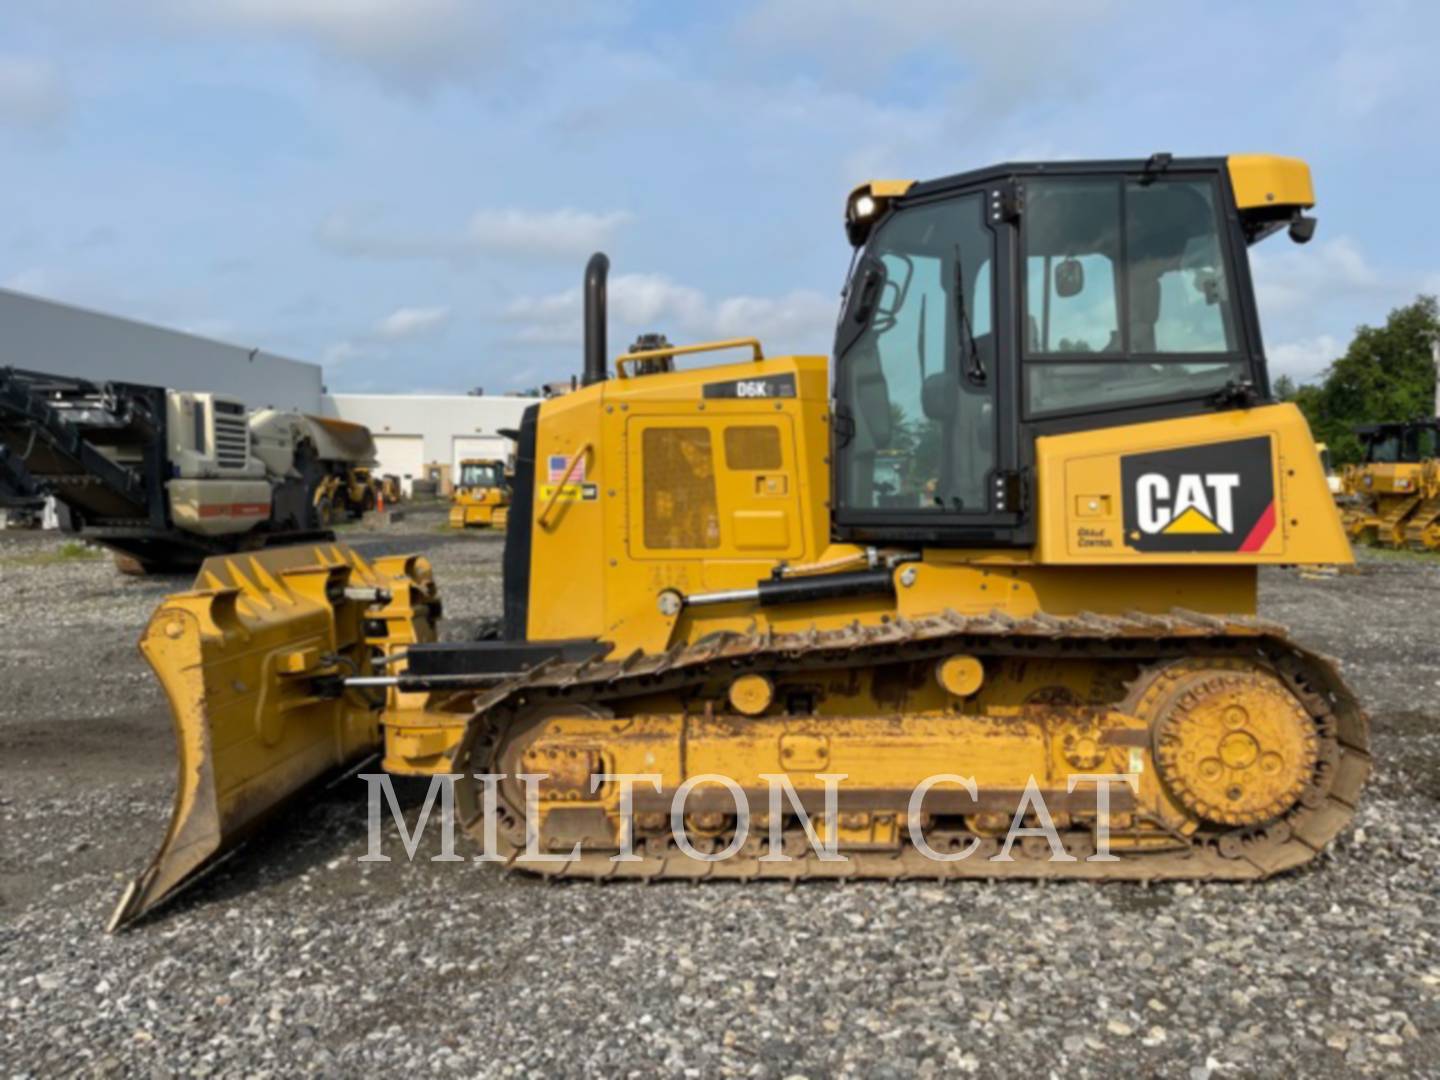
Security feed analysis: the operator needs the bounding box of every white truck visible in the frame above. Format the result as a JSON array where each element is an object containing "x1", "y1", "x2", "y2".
[{"x1": 0, "y1": 368, "x2": 378, "y2": 573}]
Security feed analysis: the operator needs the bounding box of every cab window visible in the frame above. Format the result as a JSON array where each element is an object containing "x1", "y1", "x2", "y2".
[
  {"x1": 836, "y1": 195, "x2": 996, "y2": 515},
  {"x1": 1023, "y1": 176, "x2": 1245, "y2": 416}
]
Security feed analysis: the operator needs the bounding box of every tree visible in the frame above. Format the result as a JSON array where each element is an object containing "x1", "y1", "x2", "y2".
[
  {"x1": 1289, "y1": 296, "x2": 1439, "y2": 464},
  {"x1": 1272, "y1": 374, "x2": 1297, "y2": 401}
]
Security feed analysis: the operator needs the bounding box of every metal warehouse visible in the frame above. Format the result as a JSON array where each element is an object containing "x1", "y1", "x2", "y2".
[
  {"x1": 0, "y1": 287, "x2": 539, "y2": 495},
  {"x1": 0, "y1": 288, "x2": 322, "y2": 412}
]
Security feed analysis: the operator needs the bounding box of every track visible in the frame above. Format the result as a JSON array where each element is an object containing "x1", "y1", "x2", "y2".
[{"x1": 440, "y1": 609, "x2": 1371, "y2": 882}]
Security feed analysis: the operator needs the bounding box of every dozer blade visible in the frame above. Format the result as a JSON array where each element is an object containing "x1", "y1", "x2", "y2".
[{"x1": 109, "y1": 543, "x2": 436, "y2": 931}]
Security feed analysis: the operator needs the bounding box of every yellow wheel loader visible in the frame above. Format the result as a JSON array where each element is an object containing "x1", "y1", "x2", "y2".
[
  {"x1": 113, "y1": 154, "x2": 1370, "y2": 929},
  {"x1": 312, "y1": 466, "x2": 381, "y2": 526},
  {"x1": 1339, "y1": 419, "x2": 1440, "y2": 549},
  {"x1": 448, "y1": 458, "x2": 510, "y2": 529}
]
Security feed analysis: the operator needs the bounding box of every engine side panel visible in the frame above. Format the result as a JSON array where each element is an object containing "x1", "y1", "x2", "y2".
[
  {"x1": 1034, "y1": 403, "x2": 1352, "y2": 565},
  {"x1": 522, "y1": 354, "x2": 833, "y2": 649}
]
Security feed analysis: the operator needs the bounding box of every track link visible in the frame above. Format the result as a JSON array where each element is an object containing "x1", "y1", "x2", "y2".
[{"x1": 445, "y1": 609, "x2": 1370, "y2": 882}]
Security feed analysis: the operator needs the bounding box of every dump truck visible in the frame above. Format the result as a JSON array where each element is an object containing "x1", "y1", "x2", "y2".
[
  {"x1": 0, "y1": 368, "x2": 378, "y2": 573},
  {"x1": 1339, "y1": 419, "x2": 1440, "y2": 550},
  {"x1": 448, "y1": 457, "x2": 510, "y2": 529},
  {"x1": 114, "y1": 154, "x2": 1370, "y2": 928}
]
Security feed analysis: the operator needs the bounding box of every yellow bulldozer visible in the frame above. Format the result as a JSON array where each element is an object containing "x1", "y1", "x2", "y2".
[
  {"x1": 112, "y1": 154, "x2": 1369, "y2": 929},
  {"x1": 1339, "y1": 419, "x2": 1440, "y2": 550},
  {"x1": 448, "y1": 457, "x2": 510, "y2": 529}
]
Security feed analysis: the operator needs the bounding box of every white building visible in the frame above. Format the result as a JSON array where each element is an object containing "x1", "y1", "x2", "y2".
[
  {"x1": 2, "y1": 287, "x2": 540, "y2": 495},
  {"x1": 321, "y1": 393, "x2": 539, "y2": 495}
]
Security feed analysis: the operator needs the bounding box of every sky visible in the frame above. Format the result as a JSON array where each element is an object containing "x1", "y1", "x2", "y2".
[{"x1": 1, "y1": 0, "x2": 1437, "y2": 394}]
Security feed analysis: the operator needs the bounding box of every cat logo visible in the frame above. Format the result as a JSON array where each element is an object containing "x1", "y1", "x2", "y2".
[
  {"x1": 1135, "y1": 473, "x2": 1239, "y2": 535},
  {"x1": 1121, "y1": 436, "x2": 1276, "y2": 553}
]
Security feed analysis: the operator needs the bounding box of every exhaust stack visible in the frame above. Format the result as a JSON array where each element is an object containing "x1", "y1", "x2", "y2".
[{"x1": 582, "y1": 252, "x2": 609, "y2": 387}]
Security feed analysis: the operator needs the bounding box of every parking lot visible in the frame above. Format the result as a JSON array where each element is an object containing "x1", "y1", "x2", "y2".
[{"x1": 2, "y1": 510, "x2": 1437, "y2": 1077}]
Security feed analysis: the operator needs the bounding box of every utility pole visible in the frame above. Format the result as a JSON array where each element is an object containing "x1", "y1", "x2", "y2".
[{"x1": 1433, "y1": 334, "x2": 1439, "y2": 419}]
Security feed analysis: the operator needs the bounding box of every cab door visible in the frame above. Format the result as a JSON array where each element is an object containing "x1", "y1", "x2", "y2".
[{"x1": 831, "y1": 185, "x2": 1024, "y2": 545}]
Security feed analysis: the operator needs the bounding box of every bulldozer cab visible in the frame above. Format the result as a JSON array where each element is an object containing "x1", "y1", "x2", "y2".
[
  {"x1": 457, "y1": 458, "x2": 506, "y2": 491},
  {"x1": 1357, "y1": 419, "x2": 1440, "y2": 463},
  {"x1": 833, "y1": 155, "x2": 1315, "y2": 545}
]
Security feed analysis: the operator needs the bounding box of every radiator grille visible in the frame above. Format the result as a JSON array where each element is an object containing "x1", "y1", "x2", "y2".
[
  {"x1": 642, "y1": 427, "x2": 719, "y2": 550},
  {"x1": 213, "y1": 412, "x2": 250, "y2": 470}
]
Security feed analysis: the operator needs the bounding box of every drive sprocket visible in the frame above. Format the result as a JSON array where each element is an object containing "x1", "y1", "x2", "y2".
[{"x1": 1141, "y1": 659, "x2": 1319, "y2": 828}]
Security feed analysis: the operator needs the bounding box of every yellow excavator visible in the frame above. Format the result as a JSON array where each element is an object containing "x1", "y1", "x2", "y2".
[
  {"x1": 113, "y1": 154, "x2": 1369, "y2": 928},
  {"x1": 448, "y1": 457, "x2": 510, "y2": 529}
]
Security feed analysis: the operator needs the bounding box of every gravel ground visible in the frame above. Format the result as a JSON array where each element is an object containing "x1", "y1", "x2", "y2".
[{"x1": 1, "y1": 510, "x2": 1437, "y2": 1078}]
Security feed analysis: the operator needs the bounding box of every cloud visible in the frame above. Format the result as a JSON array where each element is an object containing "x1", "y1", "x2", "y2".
[
  {"x1": 1267, "y1": 334, "x2": 1342, "y2": 384},
  {"x1": 178, "y1": 317, "x2": 241, "y2": 341},
  {"x1": 502, "y1": 273, "x2": 836, "y2": 357},
  {"x1": 315, "y1": 303, "x2": 452, "y2": 378},
  {"x1": 2, "y1": 267, "x2": 55, "y2": 294},
  {"x1": 320, "y1": 341, "x2": 362, "y2": 369},
  {"x1": 1248, "y1": 233, "x2": 1440, "y2": 384},
  {"x1": 737, "y1": 0, "x2": 1114, "y2": 111},
  {"x1": 469, "y1": 208, "x2": 634, "y2": 260},
  {"x1": 374, "y1": 305, "x2": 451, "y2": 340},
  {"x1": 159, "y1": 0, "x2": 483, "y2": 89},
  {"x1": 148, "y1": 0, "x2": 618, "y2": 93},
  {"x1": 1313, "y1": 4, "x2": 1438, "y2": 124},
  {"x1": 1250, "y1": 236, "x2": 1382, "y2": 317},
  {"x1": 318, "y1": 207, "x2": 633, "y2": 263},
  {"x1": 0, "y1": 56, "x2": 69, "y2": 131}
]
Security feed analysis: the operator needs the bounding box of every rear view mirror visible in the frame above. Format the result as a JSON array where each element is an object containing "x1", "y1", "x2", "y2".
[
  {"x1": 851, "y1": 262, "x2": 886, "y2": 326},
  {"x1": 1054, "y1": 257, "x2": 1084, "y2": 298},
  {"x1": 835, "y1": 259, "x2": 889, "y2": 358}
]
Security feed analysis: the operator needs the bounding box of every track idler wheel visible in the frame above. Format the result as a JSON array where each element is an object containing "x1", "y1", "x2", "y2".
[{"x1": 1134, "y1": 659, "x2": 1319, "y2": 828}]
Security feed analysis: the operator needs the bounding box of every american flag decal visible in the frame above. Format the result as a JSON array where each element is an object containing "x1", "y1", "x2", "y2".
[{"x1": 547, "y1": 453, "x2": 585, "y2": 484}]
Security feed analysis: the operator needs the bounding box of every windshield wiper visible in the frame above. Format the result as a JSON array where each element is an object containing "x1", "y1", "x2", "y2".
[{"x1": 953, "y1": 245, "x2": 985, "y2": 385}]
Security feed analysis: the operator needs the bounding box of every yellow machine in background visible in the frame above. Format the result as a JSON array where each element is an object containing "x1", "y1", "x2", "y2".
[
  {"x1": 313, "y1": 465, "x2": 380, "y2": 525},
  {"x1": 377, "y1": 473, "x2": 402, "y2": 506},
  {"x1": 1340, "y1": 419, "x2": 1440, "y2": 550},
  {"x1": 1317, "y1": 443, "x2": 1342, "y2": 496},
  {"x1": 113, "y1": 154, "x2": 1370, "y2": 929},
  {"x1": 448, "y1": 458, "x2": 510, "y2": 529}
]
